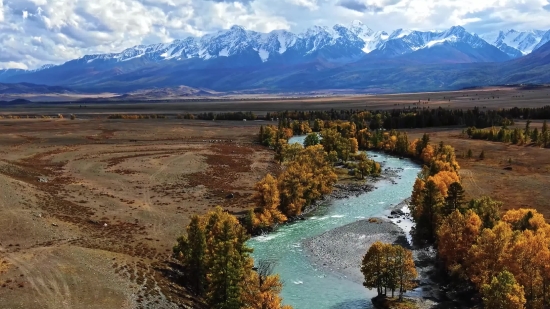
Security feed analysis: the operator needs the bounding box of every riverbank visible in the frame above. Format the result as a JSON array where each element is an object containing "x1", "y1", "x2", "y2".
[
  {"x1": 302, "y1": 199, "x2": 441, "y2": 309},
  {"x1": 303, "y1": 218, "x2": 407, "y2": 283}
]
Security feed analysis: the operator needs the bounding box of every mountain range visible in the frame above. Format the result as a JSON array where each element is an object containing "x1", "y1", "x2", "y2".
[{"x1": 1, "y1": 22, "x2": 550, "y2": 94}]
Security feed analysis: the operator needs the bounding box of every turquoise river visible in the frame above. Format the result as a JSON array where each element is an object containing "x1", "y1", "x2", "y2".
[{"x1": 247, "y1": 136, "x2": 421, "y2": 309}]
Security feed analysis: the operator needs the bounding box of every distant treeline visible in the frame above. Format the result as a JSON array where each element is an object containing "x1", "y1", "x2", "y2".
[
  {"x1": 104, "y1": 106, "x2": 550, "y2": 132},
  {"x1": 191, "y1": 106, "x2": 524, "y2": 130}
]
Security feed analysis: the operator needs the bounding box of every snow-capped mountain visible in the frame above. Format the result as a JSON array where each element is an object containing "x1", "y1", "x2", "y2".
[
  {"x1": 373, "y1": 26, "x2": 497, "y2": 57},
  {"x1": 66, "y1": 23, "x2": 522, "y2": 67},
  {"x1": 534, "y1": 30, "x2": 550, "y2": 51},
  {"x1": 3, "y1": 22, "x2": 550, "y2": 93},
  {"x1": 481, "y1": 29, "x2": 548, "y2": 57}
]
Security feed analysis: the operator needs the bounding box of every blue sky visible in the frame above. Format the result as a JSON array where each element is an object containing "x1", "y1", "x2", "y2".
[{"x1": 1, "y1": 0, "x2": 550, "y2": 70}]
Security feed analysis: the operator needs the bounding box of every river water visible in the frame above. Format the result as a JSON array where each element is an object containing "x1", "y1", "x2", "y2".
[{"x1": 247, "y1": 136, "x2": 420, "y2": 309}]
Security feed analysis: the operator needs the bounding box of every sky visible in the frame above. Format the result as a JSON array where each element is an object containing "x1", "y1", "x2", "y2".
[{"x1": 1, "y1": 0, "x2": 550, "y2": 70}]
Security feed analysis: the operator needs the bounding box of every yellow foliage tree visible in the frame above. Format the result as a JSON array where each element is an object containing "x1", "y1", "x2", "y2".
[
  {"x1": 502, "y1": 209, "x2": 548, "y2": 232},
  {"x1": 278, "y1": 145, "x2": 337, "y2": 217},
  {"x1": 428, "y1": 170, "x2": 460, "y2": 197},
  {"x1": 437, "y1": 210, "x2": 482, "y2": 277},
  {"x1": 481, "y1": 271, "x2": 526, "y2": 309},
  {"x1": 242, "y1": 260, "x2": 293, "y2": 309},
  {"x1": 254, "y1": 174, "x2": 287, "y2": 229},
  {"x1": 420, "y1": 145, "x2": 435, "y2": 163},
  {"x1": 467, "y1": 222, "x2": 514, "y2": 289}
]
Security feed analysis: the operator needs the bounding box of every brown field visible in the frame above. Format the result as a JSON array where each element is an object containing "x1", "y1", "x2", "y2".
[
  {"x1": 0, "y1": 119, "x2": 277, "y2": 309},
  {"x1": 2, "y1": 85, "x2": 550, "y2": 116},
  {"x1": 0, "y1": 86, "x2": 549, "y2": 308}
]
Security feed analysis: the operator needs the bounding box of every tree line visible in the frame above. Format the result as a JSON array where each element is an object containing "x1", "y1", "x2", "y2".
[
  {"x1": 466, "y1": 120, "x2": 550, "y2": 148},
  {"x1": 404, "y1": 132, "x2": 550, "y2": 308},
  {"x1": 350, "y1": 125, "x2": 550, "y2": 308}
]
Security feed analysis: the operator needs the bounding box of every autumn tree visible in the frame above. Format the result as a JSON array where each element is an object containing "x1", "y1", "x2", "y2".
[
  {"x1": 362, "y1": 241, "x2": 386, "y2": 296},
  {"x1": 278, "y1": 145, "x2": 337, "y2": 216},
  {"x1": 355, "y1": 152, "x2": 381, "y2": 179},
  {"x1": 481, "y1": 271, "x2": 526, "y2": 309},
  {"x1": 467, "y1": 222, "x2": 513, "y2": 288},
  {"x1": 437, "y1": 210, "x2": 482, "y2": 277},
  {"x1": 252, "y1": 174, "x2": 287, "y2": 230},
  {"x1": 242, "y1": 260, "x2": 292, "y2": 309},
  {"x1": 361, "y1": 242, "x2": 416, "y2": 299},
  {"x1": 502, "y1": 209, "x2": 547, "y2": 232},
  {"x1": 393, "y1": 245, "x2": 417, "y2": 300},
  {"x1": 174, "y1": 207, "x2": 259, "y2": 309},
  {"x1": 506, "y1": 229, "x2": 549, "y2": 308}
]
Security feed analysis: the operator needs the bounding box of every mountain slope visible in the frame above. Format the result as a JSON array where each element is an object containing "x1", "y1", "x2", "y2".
[{"x1": 0, "y1": 83, "x2": 75, "y2": 94}]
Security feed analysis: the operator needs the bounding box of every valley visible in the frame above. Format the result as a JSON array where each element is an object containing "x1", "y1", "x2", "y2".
[{"x1": 1, "y1": 86, "x2": 550, "y2": 308}]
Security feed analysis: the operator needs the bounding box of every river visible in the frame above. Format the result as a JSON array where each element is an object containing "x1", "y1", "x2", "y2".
[{"x1": 247, "y1": 136, "x2": 421, "y2": 309}]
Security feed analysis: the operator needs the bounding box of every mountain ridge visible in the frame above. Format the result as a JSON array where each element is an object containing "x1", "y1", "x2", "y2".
[{"x1": 1, "y1": 24, "x2": 550, "y2": 94}]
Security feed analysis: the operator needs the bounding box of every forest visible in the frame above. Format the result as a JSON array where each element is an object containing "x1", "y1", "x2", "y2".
[{"x1": 173, "y1": 111, "x2": 550, "y2": 309}]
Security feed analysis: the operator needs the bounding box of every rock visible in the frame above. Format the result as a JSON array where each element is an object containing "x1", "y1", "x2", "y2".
[
  {"x1": 52, "y1": 223, "x2": 58, "y2": 227},
  {"x1": 226, "y1": 193, "x2": 234, "y2": 199},
  {"x1": 504, "y1": 166, "x2": 513, "y2": 171}
]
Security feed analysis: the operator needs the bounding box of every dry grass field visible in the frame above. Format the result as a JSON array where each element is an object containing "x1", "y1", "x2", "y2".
[
  {"x1": 3, "y1": 85, "x2": 550, "y2": 116},
  {"x1": 0, "y1": 86, "x2": 549, "y2": 308},
  {"x1": 0, "y1": 119, "x2": 277, "y2": 309}
]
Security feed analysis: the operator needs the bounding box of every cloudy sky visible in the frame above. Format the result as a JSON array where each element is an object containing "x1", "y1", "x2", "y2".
[{"x1": 1, "y1": 0, "x2": 550, "y2": 70}]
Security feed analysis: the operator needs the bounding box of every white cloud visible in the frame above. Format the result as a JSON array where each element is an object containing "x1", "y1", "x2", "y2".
[
  {"x1": 4, "y1": 61, "x2": 28, "y2": 69},
  {"x1": 1, "y1": 0, "x2": 550, "y2": 70},
  {"x1": 0, "y1": 0, "x2": 4, "y2": 22}
]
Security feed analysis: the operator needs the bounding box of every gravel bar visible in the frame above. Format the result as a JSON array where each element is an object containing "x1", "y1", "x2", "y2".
[{"x1": 303, "y1": 218, "x2": 408, "y2": 284}]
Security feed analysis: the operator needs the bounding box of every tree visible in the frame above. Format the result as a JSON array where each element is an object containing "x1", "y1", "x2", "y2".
[
  {"x1": 443, "y1": 182, "x2": 466, "y2": 215},
  {"x1": 437, "y1": 210, "x2": 482, "y2": 277},
  {"x1": 543, "y1": 120, "x2": 549, "y2": 147},
  {"x1": 253, "y1": 174, "x2": 287, "y2": 230},
  {"x1": 349, "y1": 138, "x2": 359, "y2": 154},
  {"x1": 173, "y1": 215, "x2": 207, "y2": 295},
  {"x1": 207, "y1": 220, "x2": 248, "y2": 309},
  {"x1": 481, "y1": 271, "x2": 526, "y2": 309},
  {"x1": 532, "y1": 128, "x2": 540, "y2": 145},
  {"x1": 241, "y1": 260, "x2": 292, "y2": 309},
  {"x1": 502, "y1": 209, "x2": 547, "y2": 232},
  {"x1": 361, "y1": 242, "x2": 417, "y2": 300},
  {"x1": 415, "y1": 180, "x2": 444, "y2": 243},
  {"x1": 278, "y1": 145, "x2": 337, "y2": 217},
  {"x1": 469, "y1": 196, "x2": 502, "y2": 229},
  {"x1": 393, "y1": 246, "x2": 417, "y2": 300},
  {"x1": 467, "y1": 222, "x2": 513, "y2": 288},
  {"x1": 304, "y1": 133, "x2": 320, "y2": 148},
  {"x1": 174, "y1": 207, "x2": 256, "y2": 309},
  {"x1": 361, "y1": 241, "x2": 386, "y2": 296}
]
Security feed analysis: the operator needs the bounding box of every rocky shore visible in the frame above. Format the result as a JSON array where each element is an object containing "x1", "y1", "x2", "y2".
[{"x1": 302, "y1": 218, "x2": 408, "y2": 284}]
